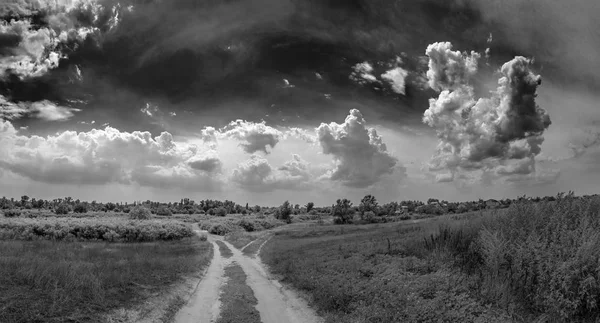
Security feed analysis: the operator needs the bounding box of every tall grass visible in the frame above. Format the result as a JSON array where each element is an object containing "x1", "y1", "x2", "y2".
[
  {"x1": 261, "y1": 195, "x2": 600, "y2": 322},
  {"x1": 0, "y1": 236, "x2": 211, "y2": 323},
  {"x1": 475, "y1": 194, "x2": 600, "y2": 321}
]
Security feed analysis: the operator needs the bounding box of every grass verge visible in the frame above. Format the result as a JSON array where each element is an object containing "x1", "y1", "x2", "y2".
[
  {"x1": 0, "y1": 236, "x2": 212, "y2": 323},
  {"x1": 215, "y1": 263, "x2": 261, "y2": 323},
  {"x1": 216, "y1": 240, "x2": 233, "y2": 258}
]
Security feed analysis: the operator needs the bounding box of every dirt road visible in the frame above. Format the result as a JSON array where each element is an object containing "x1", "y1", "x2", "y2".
[{"x1": 174, "y1": 229, "x2": 323, "y2": 323}]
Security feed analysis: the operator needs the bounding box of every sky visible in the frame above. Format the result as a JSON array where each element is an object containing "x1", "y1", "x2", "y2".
[{"x1": 1, "y1": 0, "x2": 599, "y2": 206}]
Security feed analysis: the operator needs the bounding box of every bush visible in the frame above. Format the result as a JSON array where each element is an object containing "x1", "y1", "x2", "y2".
[
  {"x1": 73, "y1": 203, "x2": 87, "y2": 213},
  {"x1": 239, "y1": 219, "x2": 256, "y2": 232},
  {"x1": 129, "y1": 206, "x2": 152, "y2": 220},
  {"x1": 156, "y1": 207, "x2": 173, "y2": 216},
  {"x1": 0, "y1": 217, "x2": 194, "y2": 242},
  {"x1": 3, "y1": 210, "x2": 21, "y2": 217},
  {"x1": 309, "y1": 209, "x2": 318, "y2": 215},
  {"x1": 216, "y1": 207, "x2": 227, "y2": 217},
  {"x1": 207, "y1": 208, "x2": 215, "y2": 216},
  {"x1": 363, "y1": 211, "x2": 376, "y2": 222},
  {"x1": 209, "y1": 224, "x2": 230, "y2": 235},
  {"x1": 55, "y1": 204, "x2": 70, "y2": 215}
]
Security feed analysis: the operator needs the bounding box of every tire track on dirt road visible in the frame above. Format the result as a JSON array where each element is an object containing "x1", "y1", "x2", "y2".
[{"x1": 174, "y1": 230, "x2": 323, "y2": 323}]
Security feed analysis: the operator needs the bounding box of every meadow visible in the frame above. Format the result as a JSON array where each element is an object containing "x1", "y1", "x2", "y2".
[
  {"x1": 0, "y1": 209, "x2": 211, "y2": 323},
  {"x1": 260, "y1": 194, "x2": 600, "y2": 323}
]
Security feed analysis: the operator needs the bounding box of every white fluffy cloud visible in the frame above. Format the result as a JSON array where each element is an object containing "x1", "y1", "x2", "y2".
[
  {"x1": 316, "y1": 109, "x2": 400, "y2": 188},
  {"x1": 0, "y1": 121, "x2": 224, "y2": 190},
  {"x1": 422, "y1": 42, "x2": 552, "y2": 183},
  {"x1": 231, "y1": 154, "x2": 313, "y2": 191},
  {"x1": 349, "y1": 62, "x2": 379, "y2": 84},
  {"x1": 381, "y1": 67, "x2": 408, "y2": 95},
  {"x1": 0, "y1": 95, "x2": 80, "y2": 121},
  {"x1": 221, "y1": 120, "x2": 282, "y2": 154}
]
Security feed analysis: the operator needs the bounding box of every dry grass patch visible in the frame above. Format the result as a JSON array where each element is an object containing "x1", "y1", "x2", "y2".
[{"x1": 0, "y1": 236, "x2": 211, "y2": 323}]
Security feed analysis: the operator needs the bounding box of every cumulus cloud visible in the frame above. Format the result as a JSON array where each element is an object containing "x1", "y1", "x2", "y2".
[
  {"x1": 349, "y1": 61, "x2": 379, "y2": 85},
  {"x1": 0, "y1": 95, "x2": 79, "y2": 121},
  {"x1": 381, "y1": 67, "x2": 408, "y2": 95},
  {"x1": 425, "y1": 42, "x2": 480, "y2": 91},
  {"x1": 230, "y1": 154, "x2": 312, "y2": 191},
  {"x1": 188, "y1": 153, "x2": 222, "y2": 173},
  {"x1": 0, "y1": 120, "x2": 224, "y2": 190},
  {"x1": 316, "y1": 109, "x2": 400, "y2": 188},
  {"x1": 422, "y1": 42, "x2": 551, "y2": 181},
  {"x1": 0, "y1": 0, "x2": 107, "y2": 80},
  {"x1": 221, "y1": 120, "x2": 282, "y2": 154}
]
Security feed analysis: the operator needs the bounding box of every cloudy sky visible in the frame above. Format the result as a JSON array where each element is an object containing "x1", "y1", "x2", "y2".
[{"x1": 1, "y1": 0, "x2": 599, "y2": 205}]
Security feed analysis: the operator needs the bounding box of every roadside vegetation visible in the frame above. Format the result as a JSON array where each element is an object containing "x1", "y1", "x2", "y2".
[
  {"x1": 0, "y1": 216, "x2": 194, "y2": 242},
  {"x1": 0, "y1": 235, "x2": 211, "y2": 323},
  {"x1": 261, "y1": 193, "x2": 600, "y2": 323}
]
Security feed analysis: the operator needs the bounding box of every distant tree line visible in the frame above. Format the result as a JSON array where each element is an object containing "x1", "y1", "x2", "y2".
[{"x1": 1, "y1": 193, "x2": 589, "y2": 219}]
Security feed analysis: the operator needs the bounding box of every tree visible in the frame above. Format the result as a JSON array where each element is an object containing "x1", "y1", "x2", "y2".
[
  {"x1": 359, "y1": 195, "x2": 378, "y2": 217},
  {"x1": 106, "y1": 202, "x2": 116, "y2": 211},
  {"x1": 333, "y1": 198, "x2": 354, "y2": 224},
  {"x1": 306, "y1": 202, "x2": 315, "y2": 213},
  {"x1": 55, "y1": 204, "x2": 70, "y2": 215},
  {"x1": 277, "y1": 201, "x2": 292, "y2": 223},
  {"x1": 73, "y1": 203, "x2": 88, "y2": 213}
]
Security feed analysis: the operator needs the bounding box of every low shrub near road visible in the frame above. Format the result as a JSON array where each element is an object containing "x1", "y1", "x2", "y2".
[{"x1": 0, "y1": 217, "x2": 194, "y2": 242}]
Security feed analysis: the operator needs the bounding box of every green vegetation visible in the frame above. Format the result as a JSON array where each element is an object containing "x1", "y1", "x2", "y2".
[
  {"x1": 129, "y1": 206, "x2": 152, "y2": 220},
  {"x1": 0, "y1": 236, "x2": 212, "y2": 323},
  {"x1": 215, "y1": 264, "x2": 261, "y2": 323},
  {"x1": 215, "y1": 240, "x2": 233, "y2": 258},
  {"x1": 261, "y1": 194, "x2": 600, "y2": 323},
  {"x1": 0, "y1": 217, "x2": 194, "y2": 242},
  {"x1": 181, "y1": 214, "x2": 285, "y2": 235}
]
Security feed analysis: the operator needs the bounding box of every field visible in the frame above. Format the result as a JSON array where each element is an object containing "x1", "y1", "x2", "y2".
[
  {"x1": 260, "y1": 195, "x2": 600, "y2": 323},
  {"x1": 0, "y1": 212, "x2": 212, "y2": 323}
]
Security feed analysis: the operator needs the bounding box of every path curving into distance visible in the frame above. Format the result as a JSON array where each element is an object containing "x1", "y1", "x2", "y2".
[{"x1": 174, "y1": 228, "x2": 323, "y2": 323}]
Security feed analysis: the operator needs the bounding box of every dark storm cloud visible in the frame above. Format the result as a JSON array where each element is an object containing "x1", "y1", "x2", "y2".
[{"x1": 2, "y1": 0, "x2": 552, "y2": 134}]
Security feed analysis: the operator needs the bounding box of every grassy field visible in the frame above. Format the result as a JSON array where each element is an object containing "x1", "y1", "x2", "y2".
[
  {"x1": 0, "y1": 211, "x2": 212, "y2": 323},
  {"x1": 260, "y1": 195, "x2": 600, "y2": 323}
]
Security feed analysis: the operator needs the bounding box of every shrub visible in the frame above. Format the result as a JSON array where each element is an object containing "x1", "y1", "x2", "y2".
[
  {"x1": 3, "y1": 210, "x2": 21, "y2": 217},
  {"x1": 207, "y1": 208, "x2": 215, "y2": 216},
  {"x1": 156, "y1": 207, "x2": 173, "y2": 216},
  {"x1": 73, "y1": 203, "x2": 88, "y2": 213},
  {"x1": 216, "y1": 207, "x2": 227, "y2": 217},
  {"x1": 239, "y1": 219, "x2": 256, "y2": 232},
  {"x1": 363, "y1": 211, "x2": 376, "y2": 222},
  {"x1": 209, "y1": 224, "x2": 230, "y2": 235},
  {"x1": 309, "y1": 209, "x2": 318, "y2": 216},
  {"x1": 0, "y1": 217, "x2": 194, "y2": 242},
  {"x1": 129, "y1": 206, "x2": 152, "y2": 220},
  {"x1": 54, "y1": 204, "x2": 70, "y2": 215},
  {"x1": 188, "y1": 209, "x2": 195, "y2": 215}
]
